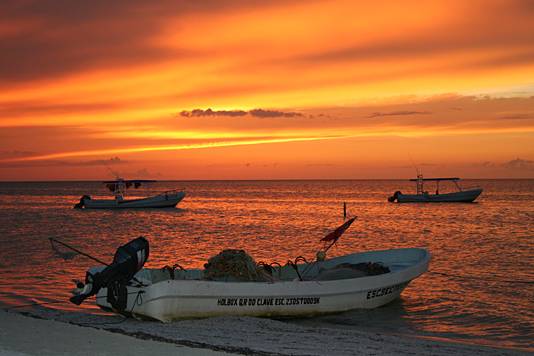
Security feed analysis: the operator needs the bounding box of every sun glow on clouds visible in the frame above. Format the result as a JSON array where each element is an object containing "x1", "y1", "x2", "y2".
[
  {"x1": 0, "y1": 0, "x2": 533, "y2": 179},
  {"x1": 2, "y1": 136, "x2": 338, "y2": 162}
]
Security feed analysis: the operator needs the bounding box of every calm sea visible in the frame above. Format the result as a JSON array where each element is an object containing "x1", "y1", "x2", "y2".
[{"x1": 0, "y1": 180, "x2": 532, "y2": 351}]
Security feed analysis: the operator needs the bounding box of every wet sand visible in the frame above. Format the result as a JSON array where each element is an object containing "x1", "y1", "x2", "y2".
[{"x1": 1, "y1": 310, "x2": 528, "y2": 356}]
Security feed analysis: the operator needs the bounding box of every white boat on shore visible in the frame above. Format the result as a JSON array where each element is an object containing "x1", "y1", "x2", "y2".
[
  {"x1": 97, "y1": 248, "x2": 429, "y2": 321},
  {"x1": 388, "y1": 175, "x2": 482, "y2": 203},
  {"x1": 69, "y1": 218, "x2": 430, "y2": 322},
  {"x1": 74, "y1": 179, "x2": 185, "y2": 209}
]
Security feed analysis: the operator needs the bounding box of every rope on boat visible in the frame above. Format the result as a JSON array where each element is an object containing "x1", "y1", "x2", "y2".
[
  {"x1": 428, "y1": 271, "x2": 534, "y2": 285},
  {"x1": 257, "y1": 256, "x2": 310, "y2": 281},
  {"x1": 290, "y1": 256, "x2": 309, "y2": 281},
  {"x1": 204, "y1": 249, "x2": 268, "y2": 282},
  {"x1": 286, "y1": 260, "x2": 303, "y2": 281},
  {"x1": 76, "y1": 291, "x2": 145, "y2": 326}
]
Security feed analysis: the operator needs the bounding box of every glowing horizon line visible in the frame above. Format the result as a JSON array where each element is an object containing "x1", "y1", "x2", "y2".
[
  {"x1": 1, "y1": 136, "x2": 342, "y2": 163},
  {"x1": 3, "y1": 124, "x2": 533, "y2": 163}
]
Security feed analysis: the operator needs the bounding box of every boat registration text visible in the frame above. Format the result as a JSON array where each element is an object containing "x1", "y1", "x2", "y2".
[
  {"x1": 366, "y1": 282, "x2": 408, "y2": 299},
  {"x1": 217, "y1": 297, "x2": 320, "y2": 307}
]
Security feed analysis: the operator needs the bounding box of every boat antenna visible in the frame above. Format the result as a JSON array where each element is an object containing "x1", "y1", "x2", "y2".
[
  {"x1": 408, "y1": 154, "x2": 425, "y2": 195},
  {"x1": 408, "y1": 154, "x2": 420, "y2": 176},
  {"x1": 105, "y1": 165, "x2": 120, "y2": 180},
  {"x1": 343, "y1": 202, "x2": 347, "y2": 221}
]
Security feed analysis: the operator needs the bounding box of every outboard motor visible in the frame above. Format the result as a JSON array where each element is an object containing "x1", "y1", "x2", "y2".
[
  {"x1": 388, "y1": 191, "x2": 401, "y2": 202},
  {"x1": 70, "y1": 237, "x2": 149, "y2": 311},
  {"x1": 73, "y1": 195, "x2": 91, "y2": 209}
]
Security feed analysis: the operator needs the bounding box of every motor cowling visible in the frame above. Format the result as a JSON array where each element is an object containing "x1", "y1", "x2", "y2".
[
  {"x1": 73, "y1": 195, "x2": 91, "y2": 209},
  {"x1": 70, "y1": 237, "x2": 149, "y2": 310},
  {"x1": 388, "y1": 191, "x2": 402, "y2": 202}
]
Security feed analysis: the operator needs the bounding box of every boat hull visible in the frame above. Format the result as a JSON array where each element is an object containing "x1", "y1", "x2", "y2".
[
  {"x1": 396, "y1": 188, "x2": 482, "y2": 203},
  {"x1": 96, "y1": 248, "x2": 430, "y2": 322},
  {"x1": 83, "y1": 191, "x2": 185, "y2": 209}
]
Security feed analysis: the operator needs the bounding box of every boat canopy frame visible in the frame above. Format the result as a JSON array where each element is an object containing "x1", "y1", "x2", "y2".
[
  {"x1": 410, "y1": 175, "x2": 462, "y2": 194},
  {"x1": 102, "y1": 179, "x2": 158, "y2": 199}
]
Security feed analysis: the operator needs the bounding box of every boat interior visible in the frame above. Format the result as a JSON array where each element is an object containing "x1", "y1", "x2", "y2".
[{"x1": 131, "y1": 248, "x2": 427, "y2": 285}]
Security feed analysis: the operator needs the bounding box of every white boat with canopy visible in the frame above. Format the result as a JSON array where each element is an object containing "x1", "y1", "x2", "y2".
[
  {"x1": 74, "y1": 178, "x2": 185, "y2": 209},
  {"x1": 388, "y1": 175, "x2": 482, "y2": 203},
  {"x1": 69, "y1": 218, "x2": 430, "y2": 321}
]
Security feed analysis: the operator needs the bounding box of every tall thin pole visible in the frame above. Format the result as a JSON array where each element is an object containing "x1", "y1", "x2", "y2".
[{"x1": 49, "y1": 238, "x2": 109, "y2": 266}]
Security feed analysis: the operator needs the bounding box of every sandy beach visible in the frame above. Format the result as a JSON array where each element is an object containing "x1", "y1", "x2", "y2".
[
  {"x1": 1, "y1": 310, "x2": 528, "y2": 356},
  {"x1": 0, "y1": 311, "x2": 233, "y2": 356}
]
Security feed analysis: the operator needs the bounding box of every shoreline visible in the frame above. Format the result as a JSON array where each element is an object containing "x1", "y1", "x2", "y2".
[{"x1": 1, "y1": 310, "x2": 529, "y2": 356}]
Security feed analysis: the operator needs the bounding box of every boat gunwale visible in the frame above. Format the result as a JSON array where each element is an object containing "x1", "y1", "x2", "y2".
[
  {"x1": 82, "y1": 191, "x2": 185, "y2": 209},
  {"x1": 397, "y1": 187, "x2": 482, "y2": 197},
  {"x1": 94, "y1": 248, "x2": 430, "y2": 320},
  {"x1": 127, "y1": 248, "x2": 430, "y2": 293}
]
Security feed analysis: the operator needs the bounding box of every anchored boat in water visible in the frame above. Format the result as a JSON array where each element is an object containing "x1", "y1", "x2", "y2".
[
  {"x1": 74, "y1": 178, "x2": 185, "y2": 209},
  {"x1": 388, "y1": 175, "x2": 482, "y2": 203},
  {"x1": 69, "y1": 218, "x2": 430, "y2": 321}
]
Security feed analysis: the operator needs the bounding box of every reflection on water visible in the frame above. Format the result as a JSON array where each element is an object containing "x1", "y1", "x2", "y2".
[{"x1": 0, "y1": 180, "x2": 532, "y2": 350}]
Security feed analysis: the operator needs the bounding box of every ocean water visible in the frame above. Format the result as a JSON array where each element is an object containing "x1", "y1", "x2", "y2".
[{"x1": 0, "y1": 180, "x2": 532, "y2": 351}]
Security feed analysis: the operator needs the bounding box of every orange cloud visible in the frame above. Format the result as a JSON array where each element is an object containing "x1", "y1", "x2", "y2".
[{"x1": 0, "y1": 136, "x2": 339, "y2": 163}]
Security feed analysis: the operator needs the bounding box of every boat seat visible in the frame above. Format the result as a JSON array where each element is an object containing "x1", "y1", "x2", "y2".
[
  {"x1": 314, "y1": 262, "x2": 390, "y2": 281},
  {"x1": 315, "y1": 267, "x2": 368, "y2": 281}
]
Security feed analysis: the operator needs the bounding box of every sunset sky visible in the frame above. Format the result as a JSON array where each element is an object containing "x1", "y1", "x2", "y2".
[{"x1": 1, "y1": 0, "x2": 533, "y2": 180}]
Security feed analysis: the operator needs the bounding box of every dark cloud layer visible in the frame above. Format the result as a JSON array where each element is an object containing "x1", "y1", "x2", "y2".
[
  {"x1": 502, "y1": 158, "x2": 534, "y2": 170},
  {"x1": 499, "y1": 113, "x2": 532, "y2": 120},
  {"x1": 0, "y1": 2, "x2": 170, "y2": 83},
  {"x1": 0, "y1": 1, "x2": 276, "y2": 84},
  {"x1": 297, "y1": 2, "x2": 534, "y2": 67},
  {"x1": 0, "y1": 100, "x2": 121, "y2": 118},
  {"x1": 300, "y1": 33, "x2": 534, "y2": 66},
  {"x1": 0, "y1": 156, "x2": 125, "y2": 168},
  {"x1": 180, "y1": 108, "x2": 247, "y2": 117},
  {"x1": 366, "y1": 111, "x2": 431, "y2": 118},
  {"x1": 0, "y1": 150, "x2": 36, "y2": 159},
  {"x1": 180, "y1": 108, "x2": 304, "y2": 118},
  {"x1": 479, "y1": 158, "x2": 534, "y2": 171},
  {"x1": 249, "y1": 109, "x2": 303, "y2": 118}
]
